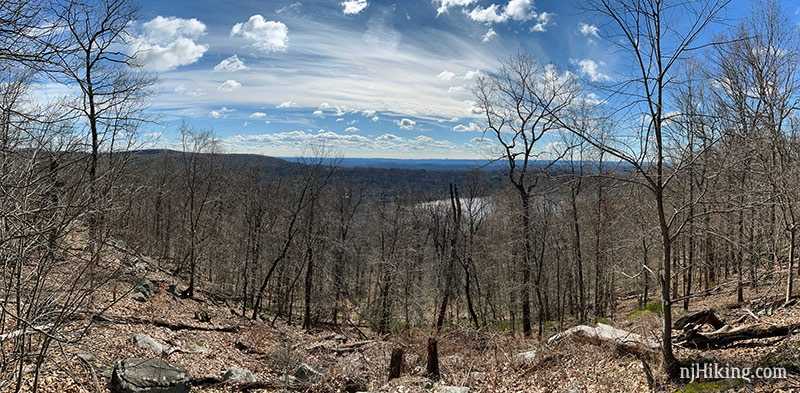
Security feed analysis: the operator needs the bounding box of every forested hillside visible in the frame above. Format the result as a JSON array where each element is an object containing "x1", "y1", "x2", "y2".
[{"x1": 4, "y1": 0, "x2": 800, "y2": 391}]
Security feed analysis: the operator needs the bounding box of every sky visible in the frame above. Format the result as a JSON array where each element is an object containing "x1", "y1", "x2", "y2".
[{"x1": 120, "y1": 0, "x2": 795, "y2": 159}]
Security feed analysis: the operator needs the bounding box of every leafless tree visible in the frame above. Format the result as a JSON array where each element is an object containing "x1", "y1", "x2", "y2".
[
  {"x1": 568, "y1": 0, "x2": 730, "y2": 377},
  {"x1": 474, "y1": 53, "x2": 579, "y2": 337}
]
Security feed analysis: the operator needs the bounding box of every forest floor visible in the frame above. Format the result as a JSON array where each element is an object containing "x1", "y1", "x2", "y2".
[{"x1": 4, "y1": 248, "x2": 800, "y2": 393}]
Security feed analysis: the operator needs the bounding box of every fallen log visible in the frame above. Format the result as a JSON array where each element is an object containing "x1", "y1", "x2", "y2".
[
  {"x1": 92, "y1": 314, "x2": 240, "y2": 333},
  {"x1": 677, "y1": 322, "x2": 800, "y2": 349},
  {"x1": 674, "y1": 309, "x2": 725, "y2": 331},
  {"x1": 548, "y1": 323, "x2": 659, "y2": 358}
]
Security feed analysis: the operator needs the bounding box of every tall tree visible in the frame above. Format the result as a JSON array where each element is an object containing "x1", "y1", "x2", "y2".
[
  {"x1": 52, "y1": 0, "x2": 155, "y2": 243},
  {"x1": 569, "y1": 0, "x2": 730, "y2": 377},
  {"x1": 473, "y1": 54, "x2": 579, "y2": 337}
]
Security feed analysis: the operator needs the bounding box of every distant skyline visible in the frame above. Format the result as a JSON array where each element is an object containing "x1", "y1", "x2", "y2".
[{"x1": 85, "y1": 0, "x2": 800, "y2": 158}]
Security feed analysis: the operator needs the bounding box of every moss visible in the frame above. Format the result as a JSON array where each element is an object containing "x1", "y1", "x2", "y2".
[
  {"x1": 674, "y1": 379, "x2": 744, "y2": 393},
  {"x1": 596, "y1": 316, "x2": 612, "y2": 325},
  {"x1": 627, "y1": 301, "x2": 663, "y2": 321}
]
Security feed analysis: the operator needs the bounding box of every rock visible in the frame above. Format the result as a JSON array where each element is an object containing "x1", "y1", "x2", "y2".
[
  {"x1": 111, "y1": 358, "x2": 191, "y2": 393},
  {"x1": 343, "y1": 377, "x2": 368, "y2": 393},
  {"x1": 513, "y1": 350, "x2": 537, "y2": 363},
  {"x1": 293, "y1": 363, "x2": 322, "y2": 381},
  {"x1": 280, "y1": 375, "x2": 299, "y2": 385},
  {"x1": 222, "y1": 367, "x2": 255, "y2": 383},
  {"x1": 132, "y1": 279, "x2": 153, "y2": 301},
  {"x1": 469, "y1": 372, "x2": 486, "y2": 380},
  {"x1": 132, "y1": 333, "x2": 164, "y2": 356},
  {"x1": 561, "y1": 380, "x2": 582, "y2": 393},
  {"x1": 438, "y1": 387, "x2": 469, "y2": 393}
]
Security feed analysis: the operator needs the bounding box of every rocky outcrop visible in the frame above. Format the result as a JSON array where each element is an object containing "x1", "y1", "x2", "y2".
[{"x1": 111, "y1": 358, "x2": 191, "y2": 393}]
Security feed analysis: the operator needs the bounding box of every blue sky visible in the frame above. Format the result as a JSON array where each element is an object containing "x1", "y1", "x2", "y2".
[{"x1": 123, "y1": 0, "x2": 792, "y2": 159}]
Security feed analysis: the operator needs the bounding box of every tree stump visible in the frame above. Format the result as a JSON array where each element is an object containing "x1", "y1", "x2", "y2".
[
  {"x1": 388, "y1": 347, "x2": 404, "y2": 380},
  {"x1": 426, "y1": 337, "x2": 440, "y2": 382}
]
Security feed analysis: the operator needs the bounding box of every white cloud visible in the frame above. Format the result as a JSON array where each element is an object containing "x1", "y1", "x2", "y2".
[
  {"x1": 341, "y1": 0, "x2": 369, "y2": 15},
  {"x1": 376, "y1": 133, "x2": 402, "y2": 142},
  {"x1": 438, "y1": 71, "x2": 456, "y2": 80},
  {"x1": 505, "y1": 0, "x2": 533, "y2": 21},
  {"x1": 435, "y1": 0, "x2": 478, "y2": 16},
  {"x1": 345, "y1": 126, "x2": 359, "y2": 132},
  {"x1": 579, "y1": 23, "x2": 599, "y2": 37},
  {"x1": 249, "y1": 112, "x2": 267, "y2": 118},
  {"x1": 396, "y1": 118, "x2": 416, "y2": 130},
  {"x1": 453, "y1": 122, "x2": 483, "y2": 132},
  {"x1": 530, "y1": 12, "x2": 553, "y2": 32},
  {"x1": 214, "y1": 55, "x2": 247, "y2": 72},
  {"x1": 277, "y1": 101, "x2": 298, "y2": 108},
  {"x1": 482, "y1": 28, "x2": 497, "y2": 42},
  {"x1": 231, "y1": 15, "x2": 289, "y2": 53},
  {"x1": 218, "y1": 79, "x2": 242, "y2": 91},
  {"x1": 132, "y1": 16, "x2": 208, "y2": 71},
  {"x1": 468, "y1": 0, "x2": 534, "y2": 23},
  {"x1": 313, "y1": 110, "x2": 325, "y2": 117},
  {"x1": 209, "y1": 110, "x2": 222, "y2": 118},
  {"x1": 571, "y1": 59, "x2": 611, "y2": 82}
]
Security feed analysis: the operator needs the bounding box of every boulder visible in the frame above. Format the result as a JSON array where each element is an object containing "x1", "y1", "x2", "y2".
[
  {"x1": 293, "y1": 363, "x2": 322, "y2": 381},
  {"x1": 132, "y1": 279, "x2": 153, "y2": 302},
  {"x1": 132, "y1": 333, "x2": 164, "y2": 356},
  {"x1": 222, "y1": 367, "x2": 255, "y2": 383},
  {"x1": 512, "y1": 350, "x2": 537, "y2": 363},
  {"x1": 111, "y1": 358, "x2": 191, "y2": 393}
]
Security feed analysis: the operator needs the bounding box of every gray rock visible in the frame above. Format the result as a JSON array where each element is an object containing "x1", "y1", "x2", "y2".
[
  {"x1": 438, "y1": 387, "x2": 469, "y2": 393},
  {"x1": 293, "y1": 363, "x2": 322, "y2": 381},
  {"x1": 280, "y1": 375, "x2": 299, "y2": 385},
  {"x1": 513, "y1": 349, "x2": 537, "y2": 363},
  {"x1": 469, "y1": 372, "x2": 486, "y2": 380},
  {"x1": 222, "y1": 367, "x2": 255, "y2": 383},
  {"x1": 132, "y1": 333, "x2": 164, "y2": 356},
  {"x1": 561, "y1": 380, "x2": 582, "y2": 393},
  {"x1": 111, "y1": 358, "x2": 191, "y2": 393},
  {"x1": 133, "y1": 279, "x2": 153, "y2": 301}
]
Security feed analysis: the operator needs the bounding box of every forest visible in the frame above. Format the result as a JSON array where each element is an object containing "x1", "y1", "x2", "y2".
[{"x1": 3, "y1": 0, "x2": 800, "y2": 391}]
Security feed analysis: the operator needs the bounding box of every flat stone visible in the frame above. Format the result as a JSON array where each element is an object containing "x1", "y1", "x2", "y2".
[
  {"x1": 111, "y1": 358, "x2": 191, "y2": 393},
  {"x1": 132, "y1": 333, "x2": 164, "y2": 356},
  {"x1": 222, "y1": 367, "x2": 255, "y2": 383},
  {"x1": 438, "y1": 387, "x2": 469, "y2": 393}
]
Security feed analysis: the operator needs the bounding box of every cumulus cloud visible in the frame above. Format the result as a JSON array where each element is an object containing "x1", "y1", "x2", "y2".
[
  {"x1": 341, "y1": 0, "x2": 369, "y2": 15},
  {"x1": 218, "y1": 80, "x2": 242, "y2": 91},
  {"x1": 249, "y1": 112, "x2": 267, "y2": 118},
  {"x1": 345, "y1": 126, "x2": 359, "y2": 132},
  {"x1": 579, "y1": 23, "x2": 599, "y2": 37},
  {"x1": 468, "y1": 0, "x2": 534, "y2": 23},
  {"x1": 396, "y1": 118, "x2": 416, "y2": 130},
  {"x1": 571, "y1": 59, "x2": 611, "y2": 82},
  {"x1": 530, "y1": 12, "x2": 553, "y2": 32},
  {"x1": 435, "y1": 0, "x2": 478, "y2": 16},
  {"x1": 214, "y1": 55, "x2": 247, "y2": 72},
  {"x1": 231, "y1": 15, "x2": 289, "y2": 53},
  {"x1": 131, "y1": 16, "x2": 208, "y2": 71},
  {"x1": 453, "y1": 122, "x2": 483, "y2": 132},
  {"x1": 277, "y1": 101, "x2": 298, "y2": 108},
  {"x1": 482, "y1": 28, "x2": 497, "y2": 42},
  {"x1": 313, "y1": 110, "x2": 325, "y2": 117},
  {"x1": 437, "y1": 71, "x2": 456, "y2": 80}
]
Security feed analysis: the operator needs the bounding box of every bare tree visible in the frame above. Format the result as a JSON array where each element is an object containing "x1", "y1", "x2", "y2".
[
  {"x1": 568, "y1": 0, "x2": 730, "y2": 377},
  {"x1": 52, "y1": 0, "x2": 155, "y2": 243},
  {"x1": 474, "y1": 53, "x2": 579, "y2": 337}
]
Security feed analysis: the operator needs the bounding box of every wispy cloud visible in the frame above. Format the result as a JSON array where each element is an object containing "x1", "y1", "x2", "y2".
[
  {"x1": 579, "y1": 22, "x2": 599, "y2": 37},
  {"x1": 218, "y1": 80, "x2": 242, "y2": 91},
  {"x1": 571, "y1": 58, "x2": 611, "y2": 82}
]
